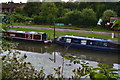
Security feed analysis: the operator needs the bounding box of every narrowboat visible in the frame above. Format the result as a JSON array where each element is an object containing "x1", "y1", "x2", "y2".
[
  {"x1": 2, "y1": 30, "x2": 52, "y2": 43},
  {"x1": 56, "y1": 35, "x2": 120, "y2": 53}
]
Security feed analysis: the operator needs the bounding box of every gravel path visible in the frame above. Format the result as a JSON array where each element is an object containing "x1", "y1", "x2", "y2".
[{"x1": 13, "y1": 26, "x2": 112, "y2": 35}]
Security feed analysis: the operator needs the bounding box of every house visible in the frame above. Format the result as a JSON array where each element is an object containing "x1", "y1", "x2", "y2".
[{"x1": 0, "y1": 2, "x2": 25, "y2": 13}]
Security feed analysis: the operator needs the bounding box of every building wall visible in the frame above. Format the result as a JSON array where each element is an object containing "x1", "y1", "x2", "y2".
[{"x1": 1, "y1": 2, "x2": 25, "y2": 13}]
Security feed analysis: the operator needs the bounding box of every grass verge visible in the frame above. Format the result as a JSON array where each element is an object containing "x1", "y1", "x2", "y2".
[
  {"x1": 10, "y1": 27, "x2": 118, "y2": 40},
  {"x1": 13, "y1": 23, "x2": 117, "y2": 33}
]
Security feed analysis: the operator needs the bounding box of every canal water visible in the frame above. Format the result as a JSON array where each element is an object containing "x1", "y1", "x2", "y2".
[{"x1": 7, "y1": 39, "x2": 120, "y2": 78}]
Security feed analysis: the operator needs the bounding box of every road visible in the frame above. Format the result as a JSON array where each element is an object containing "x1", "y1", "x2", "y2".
[{"x1": 13, "y1": 26, "x2": 112, "y2": 35}]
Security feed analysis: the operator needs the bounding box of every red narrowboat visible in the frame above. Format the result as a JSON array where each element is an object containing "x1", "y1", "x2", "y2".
[{"x1": 2, "y1": 30, "x2": 47, "y2": 42}]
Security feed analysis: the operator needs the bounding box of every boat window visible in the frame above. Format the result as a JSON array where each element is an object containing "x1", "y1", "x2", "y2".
[
  {"x1": 90, "y1": 42, "x2": 92, "y2": 45},
  {"x1": 17, "y1": 33, "x2": 23, "y2": 37},
  {"x1": 108, "y1": 42, "x2": 120, "y2": 49},
  {"x1": 87, "y1": 41, "x2": 100, "y2": 46},
  {"x1": 86, "y1": 40, "x2": 92, "y2": 45},
  {"x1": 66, "y1": 38, "x2": 71, "y2": 43},
  {"x1": 42, "y1": 33, "x2": 47, "y2": 40},
  {"x1": 81, "y1": 40, "x2": 87, "y2": 45},
  {"x1": 86, "y1": 40, "x2": 108, "y2": 47},
  {"x1": 103, "y1": 42, "x2": 108, "y2": 46},
  {"x1": 72, "y1": 38, "x2": 81, "y2": 44},
  {"x1": 59, "y1": 37, "x2": 66, "y2": 42},
  {"x1": 10, "y1": 34, "x2": 15, "y2": 37}
]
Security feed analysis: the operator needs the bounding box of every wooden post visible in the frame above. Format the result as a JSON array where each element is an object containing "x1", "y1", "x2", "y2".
[
  {"x1": 53, "y1": 22, "x2": 55, "y2": 41},
  {"x1": 112, "y1": 33, "x2": 115, "y2": 38}
]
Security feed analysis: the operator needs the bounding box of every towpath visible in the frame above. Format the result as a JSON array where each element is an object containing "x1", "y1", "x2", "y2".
[{"x1": 13, "y1": 26, "x2": 112, "y2": 35}]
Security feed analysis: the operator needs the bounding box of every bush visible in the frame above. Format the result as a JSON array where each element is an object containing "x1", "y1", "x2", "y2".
[
  {"x1": 55, "y1": 17, "x2": 66, "y2": 23},
  {"x1": 102, "y1": 9, "x2": 117, "y2": 21},
  {"x1": 81, "y1": 8, "x2": 97, "y2": 26},
  {"x1": 64, "y1": 10, "x2": 83, "y2": 25},
  {"x1": 13, "y1": 14, "x2": 33, "y2": 23},
  {"x1": 33, "y1": 16, "x2": 47, "y2": 25},
  {"x1": 63, "y1": 9, "x2": 97, "y2": 26}
]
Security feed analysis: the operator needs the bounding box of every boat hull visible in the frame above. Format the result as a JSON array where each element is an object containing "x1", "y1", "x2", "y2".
[{"x1": 56, "y1": 40, "x2": 120, "y2": 53}]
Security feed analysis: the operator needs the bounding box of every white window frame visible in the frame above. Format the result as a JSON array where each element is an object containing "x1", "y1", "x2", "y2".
[
  {"x1": 66, "y1": 38, "x2": 71, "y2": 43},
  {"x1": 81, "y1": 40, "x2": 87, "y2": 45},
  {"x1": 10, "y1": 34, "x2": 15, "y2": 37}
]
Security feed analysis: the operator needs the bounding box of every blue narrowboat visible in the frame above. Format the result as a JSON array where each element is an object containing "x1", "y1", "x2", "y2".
[{"x1": 56, "y1": 35, "x2": 120, "y2": 53}]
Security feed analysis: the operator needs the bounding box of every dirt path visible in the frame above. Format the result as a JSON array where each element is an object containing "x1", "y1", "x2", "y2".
[{"x1": 13, "y1": 26, "x2": 112, "y2": 35}]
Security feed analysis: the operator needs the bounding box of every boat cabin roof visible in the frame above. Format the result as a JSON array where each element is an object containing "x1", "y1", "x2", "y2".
[
  {"x1": 6, "y1": 30, "x2": 45, "y2": 34},
  {"x1": 61, "y1": 35, "x2": 111, "y2": 42},
  {"x1": 108, "y1": 40, "x2": 120, "y2": 45}
]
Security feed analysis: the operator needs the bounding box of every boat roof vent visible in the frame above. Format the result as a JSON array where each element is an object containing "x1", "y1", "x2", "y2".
[
  {"x1": 17, "y1": 31, "x2": 25, "y2": 33},
  {"x1": 29, "y1": 32, "x2": 38, "y2": 34}
]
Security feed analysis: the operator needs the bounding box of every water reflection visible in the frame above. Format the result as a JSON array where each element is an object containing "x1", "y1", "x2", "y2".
[
  {"x1": 14, "y1": 39, "x2": 120, "y2": 65},
  {"x1": 7, "y1": 39, "x2": 119, "y2": 77}
]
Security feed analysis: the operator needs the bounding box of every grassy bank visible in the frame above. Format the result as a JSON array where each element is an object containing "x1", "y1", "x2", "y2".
[
  {"x1": 10, "y1": 27, "x2": 118, "y2": 40},
  {"x1": 13, "y1": 23, "x2": 117, "y2": 33}
]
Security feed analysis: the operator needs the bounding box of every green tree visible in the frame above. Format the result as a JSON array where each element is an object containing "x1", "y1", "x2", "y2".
[
  {"x1": 102, "y1": 9, "x2": 117, "y2": 21},
  {"x1": 33, "y1": 16, "x2": 46, "y2": 24},
  {"x1": 63, "y1": 2, "x2": 79, "y2": 11},
  {"x1": 64, "y1": 10, "x2": 83, "y2": 25},
  {"x1": 81, "y1": 8, "x2": 97, "y2": 26},
  {"x1": 115, "y1": 2, "x2": 120, "y2": 17},
  {"x1": 23, "y1": 2, "x2": 42, "y2": 17},
  {"x1": 13, "y1": 14, "x2": 33, "y2": 23},
  {"x1": 40, "y1": 2, "x2": 58, "y2": 24},
  {"x1": 14, "y1": 7, "x2": 24, "y2": 15},
  {"x1": 91, "y1": 2, "x2": 106, "y2": 19}
]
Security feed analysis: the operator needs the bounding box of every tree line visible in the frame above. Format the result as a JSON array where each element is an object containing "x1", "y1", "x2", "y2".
[{"x1": 10, "y1": 2, "x2": 120, "y2": 27}]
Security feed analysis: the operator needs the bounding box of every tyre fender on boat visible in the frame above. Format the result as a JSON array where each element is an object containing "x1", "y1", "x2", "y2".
[{"x1": 44, "y1": 40, "x2": 52, "y2": 45}]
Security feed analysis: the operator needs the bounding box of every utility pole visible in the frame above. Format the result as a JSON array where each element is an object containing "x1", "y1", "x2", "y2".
[
  {"x1": 53, "y1": 21, "x2": 56, "y2": 63},
  {"x1": 53, "y1": 21, "x2": 56, "y2": 41}
]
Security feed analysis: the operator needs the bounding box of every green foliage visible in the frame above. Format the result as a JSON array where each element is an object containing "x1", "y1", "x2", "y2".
[
  {"x1": 64, "y1": 55, "x2": 120, "y2": 79},
  {"x1": 63, "y1": 8, "x2": 97, "y2": 26},
  {"x1": 1, "y1": 13, "x2": 46, "y2": 79},
  {"x1": 102, "y1": 10, "x2": 117, "y2": 21},
  {"x1": 14, "y1": 7, "x2": 24, "y2": 15},
  {"x1": 90, "y1": 63, "x2": 120, "y2": 80},
  {"x1": 1, "y1": 39, "x2": 46, "y2": 79},
  {"x1": 33, "y1": 16, "x2": 46, "y2": 24},
  {"x1": 1, "y1": 33, "x2": 120, "y2": 79},
  {"x1": 64, "y1": 10, "x2": 82, "y2": 25},
  {"x1": 23, "y1": 2, "x2": 42, "y2": 17},
  {"x1": 10, "y1": 2, "x2": 120, "y2": 28},
  {"x1": 13, "y1": 14, "x2": 33, "y2": 23},
  {"x1": 115, "y1": 2, "x2": 120, "y2": 17},
  {"x1": 2, "y1": 13, "x2": 13, "y2": 31},
  {"x1": 40, "y1": 2, "x2": 58, "y2": 24},
  {"x1": 81, "y1": 8, "x2": 97, "y2": 26},
  {"x1": 1, "y1": 2, "x2": 120, "y2": 79},
  {"x1": 65, "y1": 55, "x2": 92, "y2": 78},
  {"x1": 55, "y1": 17, "x2": 66, "y2": 23},
  {"x1": 111, "y1": 19, "x2": 120, "y2": 30},
  {"x1": 63, "y1": 2, "x2": 78, "y2": 10}
]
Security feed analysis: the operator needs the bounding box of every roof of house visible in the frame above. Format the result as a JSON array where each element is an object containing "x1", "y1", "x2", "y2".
[{"x1": 1, "y1": 2, "x2": 25, "y2": 9}]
